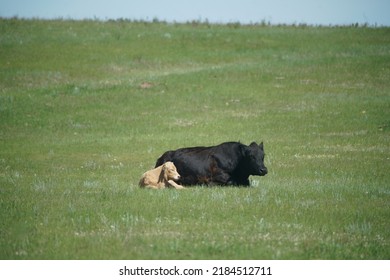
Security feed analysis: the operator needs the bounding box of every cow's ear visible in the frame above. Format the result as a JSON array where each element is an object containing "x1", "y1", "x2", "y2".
[
  {"x1": 259, "y1": 142, "x2": 264, "y2": 150},
  {"x1": 249, "y1": 142, "x2": 258, "y2": 147}
]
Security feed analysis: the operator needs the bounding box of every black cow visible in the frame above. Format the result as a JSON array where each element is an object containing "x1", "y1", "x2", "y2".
[{"x1": 155, "y1": 141, "x2": 268, "y2": 186}]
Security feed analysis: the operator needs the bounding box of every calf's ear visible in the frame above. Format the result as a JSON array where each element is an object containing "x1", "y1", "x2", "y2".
[{"x1": 259, "y1": 142, "x2": 264, "y2": 150}]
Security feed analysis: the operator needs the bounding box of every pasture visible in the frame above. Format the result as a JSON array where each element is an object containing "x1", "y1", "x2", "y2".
[{"x1": 0, "y1": 18, "x2": 389, "y2": 259}]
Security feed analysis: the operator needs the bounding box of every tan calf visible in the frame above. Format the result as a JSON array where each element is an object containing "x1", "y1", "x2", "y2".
[{"x1": 139, "y1": 161, "x2": 185, "y2": 190}]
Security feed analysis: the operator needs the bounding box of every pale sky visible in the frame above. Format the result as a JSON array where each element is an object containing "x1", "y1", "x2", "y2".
[{"x1": 1, "y1": 0, "x2": 389, "y2": 26}]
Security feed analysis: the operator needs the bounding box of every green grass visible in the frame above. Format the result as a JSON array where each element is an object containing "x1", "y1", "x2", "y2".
[{"x1": 0, "y1": 18, "x2": 389, "y2": 259}]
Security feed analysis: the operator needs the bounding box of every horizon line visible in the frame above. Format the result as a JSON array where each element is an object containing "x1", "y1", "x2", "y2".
[{"x1": 1, "y1": 15, "x2": 388, "y2": 28}]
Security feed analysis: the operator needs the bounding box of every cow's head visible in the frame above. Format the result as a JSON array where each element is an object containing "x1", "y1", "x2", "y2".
[
  {"x1": 244, "y1": 142, "x2": 268, "y2": 176},
  {"x1": 162, "y1": 161, "x2": 181, "y2": 181}
]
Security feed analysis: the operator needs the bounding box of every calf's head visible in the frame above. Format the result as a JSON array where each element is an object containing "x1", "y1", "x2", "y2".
[
  {"x1": 244, "y1": 142, "x2": 268, "y2": 176},
  {"x1": 162, "y1": 161, "x2": 181, "y2": 181}
]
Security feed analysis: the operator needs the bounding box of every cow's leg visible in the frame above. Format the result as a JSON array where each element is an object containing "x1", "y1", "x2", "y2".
[
  {"x1": 211, "y1": 172, "x2": 251, "y2": 186},
  {"x1": 229, "y1": 177, "x2": 250, "y2": 186},
  {"x1": 208, "y1": 157, "x2": 232, "y2": 186},
  {"x1": 211, "y1": 170, "x2": 232, "y2": 186}
]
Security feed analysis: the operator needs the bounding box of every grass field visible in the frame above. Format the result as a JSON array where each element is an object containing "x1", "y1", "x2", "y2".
[{"x1": 0, "y1": 18, "x2": 389, "y2": 259}]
